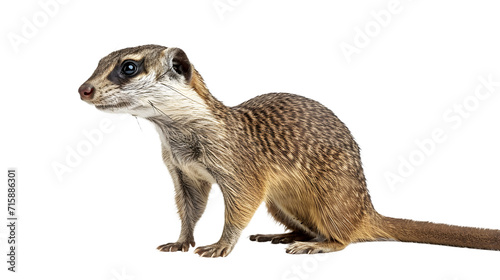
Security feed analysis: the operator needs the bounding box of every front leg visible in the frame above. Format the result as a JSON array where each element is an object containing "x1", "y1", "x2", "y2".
[
  {"x1": 194, "y1": 180, "x2": 264, "y2": 257},
  {"x1": 157, "y1": 166, "x2": 211, "y2": 253},
  {"x1": 194, "y1": 223, "x2": 241, "y2": 257}
]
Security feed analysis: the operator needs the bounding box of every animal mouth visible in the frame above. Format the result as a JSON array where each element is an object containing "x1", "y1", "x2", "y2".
[{"x1": 94, "y1": 102, "x2": 132, "y2": 110}]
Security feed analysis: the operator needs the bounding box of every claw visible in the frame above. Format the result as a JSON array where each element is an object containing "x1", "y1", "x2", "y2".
[
  {"x1": 286, "y1": 241, "x2": 346, "y2": 254},
  {"x1": 157, "y1": 241, "x2": 193, "y2": 252},
  {"x1": 194, "y1": 243, "x2": 233, "y2": 258},
  {"x1": 249, "y1": 232, "x2": 314, "y2": 244}
]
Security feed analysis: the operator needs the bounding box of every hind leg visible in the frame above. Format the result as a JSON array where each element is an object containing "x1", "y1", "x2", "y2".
[
  {"x1": 249, "y1": 201, "x2": 317, "y2": 244},
  {"x1": 250, "y1": 231, "x2": 314, "y2": 244},
  {"x1": 286, "y1": 240, "x2": 348, "y2": 254}
]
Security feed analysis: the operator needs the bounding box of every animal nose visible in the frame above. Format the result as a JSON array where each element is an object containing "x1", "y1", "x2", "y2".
[{"x1": 78, "y1": 83, "x2": 95, "y2": 100}]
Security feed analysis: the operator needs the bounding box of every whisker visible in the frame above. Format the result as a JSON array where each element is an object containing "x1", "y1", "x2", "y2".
[
  {"x1": 134, "y1": 116, "x2": 143, "y2": 132},
  {"x1": 160, "y1": 82, "x2": 205, "y2": 107},
  {"x1": 156, "y1": 66, "x2": 173, "y2": 80},
  {"x1": 148, "y1": 100, "x2": 173, "y2": 121},
  {"x1": 157, "y1": 66, "x2": 205, "y2": 107}
]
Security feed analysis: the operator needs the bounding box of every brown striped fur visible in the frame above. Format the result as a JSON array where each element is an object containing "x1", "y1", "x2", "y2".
[{"x1": 79, "y1": 45, "x2": 500, "y2": 257}]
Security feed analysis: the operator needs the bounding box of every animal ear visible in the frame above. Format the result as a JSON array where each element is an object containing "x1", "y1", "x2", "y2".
[{"x1": 168, "y1": 48, "x2": 192, "y2": 83}]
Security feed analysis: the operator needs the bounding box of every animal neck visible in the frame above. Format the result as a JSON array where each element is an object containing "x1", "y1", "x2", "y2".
[
  {"x1": 146, "y1": 67, "x2": 231, "y2": 142},
  {"x1": 190, "y1": 68, "x2": 231, "y2": 119}
]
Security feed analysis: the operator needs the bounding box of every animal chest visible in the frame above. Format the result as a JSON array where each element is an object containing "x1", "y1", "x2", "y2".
[{"x1": 162, "y1": 130, "x2": 216, "y2": 184}]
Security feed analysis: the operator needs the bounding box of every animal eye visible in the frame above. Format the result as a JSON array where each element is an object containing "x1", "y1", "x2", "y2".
[
  {"x1": 121, "y1": 61, "x2": 138, "y2": 76},
  {"x1": 172, "y1": 62, "x2": 182, "y2": 75}
]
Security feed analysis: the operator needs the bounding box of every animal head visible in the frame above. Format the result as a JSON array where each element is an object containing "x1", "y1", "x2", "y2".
[{"x1": 78, "y1": 45, "x2": 205, "y2": 119}]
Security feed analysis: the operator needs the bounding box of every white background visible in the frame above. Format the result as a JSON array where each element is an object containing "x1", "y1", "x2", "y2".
[{"x1": 2, "y1": 0, "x2": 500, "y2": 279}]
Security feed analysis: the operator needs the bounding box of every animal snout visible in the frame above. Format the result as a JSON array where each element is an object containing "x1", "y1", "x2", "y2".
[{"x1": 78, "y1": 83, "x2": 95, "y2": 100}]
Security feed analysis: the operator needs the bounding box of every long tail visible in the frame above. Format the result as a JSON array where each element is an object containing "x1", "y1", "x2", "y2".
[{"x1": 376, "y1": 215, "x2": 500, "y2": 251}]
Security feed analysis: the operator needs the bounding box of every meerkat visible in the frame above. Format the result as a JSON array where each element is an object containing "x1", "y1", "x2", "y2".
[{"x1": 78, "y1": 44, "x2": 500, "y2": 257}]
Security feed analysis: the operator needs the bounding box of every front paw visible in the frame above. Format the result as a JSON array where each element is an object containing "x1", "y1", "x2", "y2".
[
  {"x1": 157, "y1": 240, "x2": 195, "y2": 252},
  {"x1": 194, "y1": 242, "x2": 234, "y2": 258}
]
